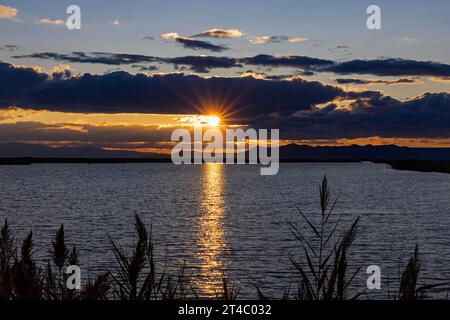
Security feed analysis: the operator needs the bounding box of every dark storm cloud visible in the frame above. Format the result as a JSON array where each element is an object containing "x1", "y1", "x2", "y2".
[
  {"x1": 335, "y1": 78, "x2": 420, "y2": 85},
  {"x1": 0, "y1": 62, "x2": 49, "y2": 101},
  {"x1": 325, "y1": 58, "x2": 450, "y2": 77},
  {"x1": 173, "y1": 37, "x2": 228, "y2": 52},
  {"x1": 166, "y1": 56, "x2": 240, "y2": 73},
  {"x1": 14, "y1": 52, "x2": 159, "y2": 65},
  {"x1": 13, "y1": 52, "x2": 238, "y2": 73},
  {"x1": 264, "y1": 93, "x2": 450, "y2": 140},
  {"x1": 0, "y1": 61, "x2": 351, "y2": 117},
  {"x1": 241, "y1": 54, "x2": 334, "y2": 68},
  {"x1": 15, "y1": 52, "x2": 332, "y2": 69},
  {"x1": 14, "y1": 52, "x2": 332, "y2": 72},
  {"x1": 13, "y1": 51, "x2": 450, "y2": 77},
  {"x1": 238, "y1": 56, "x2": 450, "y2": 78},
  {"x1": 161, "y1": 33, "x2": 229, "y2": 52}
]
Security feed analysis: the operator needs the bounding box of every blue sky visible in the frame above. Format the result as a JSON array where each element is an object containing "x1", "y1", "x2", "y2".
[{"x1": 2, "y1": 0, "x2": 450, "y2": 64}]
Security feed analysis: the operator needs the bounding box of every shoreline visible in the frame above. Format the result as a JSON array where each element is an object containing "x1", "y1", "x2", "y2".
[
  {"x1": 0, "y1": 157, "x2": 361, "y2": 165},
  {"x1": 373, "y1": 160, "x2": 450, "y2": 174},
  {"x1": 1, "y1": 158, "x2": 450, "y2": 175}
]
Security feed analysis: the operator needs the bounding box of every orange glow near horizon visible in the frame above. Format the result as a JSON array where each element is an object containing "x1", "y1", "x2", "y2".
[
  {"x1": 0, "y1": 107, "x2": 187, "y2": 127},
  {"x1": 284, "y1": 137, "x2": 450, "y2": 148},
  {"x1": 0, "y1": 107, "x2": 223, "y2": 128},
  {"x1": 1, "y1": 108, "x2": 450, "y2": 150}
]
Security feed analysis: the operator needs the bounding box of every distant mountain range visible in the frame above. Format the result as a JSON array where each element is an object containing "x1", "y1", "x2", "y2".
[
  {"x1": 2, "y1": 143, "x2": 450, "y2": 161},
  {"x1": 276, "y1": 144, "x2": 450, "y2": 160}
]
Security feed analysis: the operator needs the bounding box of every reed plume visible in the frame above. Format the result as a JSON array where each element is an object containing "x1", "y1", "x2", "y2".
[{"x1": 288, "y1": 175, "x2": 361, "y2": 300}]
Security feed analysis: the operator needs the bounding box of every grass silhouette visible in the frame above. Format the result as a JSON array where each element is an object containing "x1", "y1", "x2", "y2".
[{"x1": 287, "y1": 176, "x2": 361, "y2": 300}]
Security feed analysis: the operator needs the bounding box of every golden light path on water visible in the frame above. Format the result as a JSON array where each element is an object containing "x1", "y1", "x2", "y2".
[{"x1": 196, "y1": 163, "x2": 228, "y2": 297}]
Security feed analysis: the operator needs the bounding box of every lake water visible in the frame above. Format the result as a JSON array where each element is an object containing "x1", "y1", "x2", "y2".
[{"x1": 1, "y1": 162, "x2": 450, "y2": 299}]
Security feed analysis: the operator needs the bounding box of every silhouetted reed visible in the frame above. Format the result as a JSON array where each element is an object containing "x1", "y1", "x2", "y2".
[
  {"x1": 0, "y1": 220, "x2": 15, "y2": 299},
  {"x1": 394, "y1": 244, "x2": 450, "y2": 300},
  {"x1": 217, "y1": 274, "x2": 239, "y2": 300},
  {"x1": 286, "y1": 175, "x2": 361, "y2": 300},
  {"x1": 109, "y1": 214, "x2": 196, "y2": 300},
  {"x1": 255, "y1": 176, "x2": 448, "y2": 300}
]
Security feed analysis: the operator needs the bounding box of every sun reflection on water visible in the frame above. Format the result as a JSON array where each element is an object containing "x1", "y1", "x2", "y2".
[{"x1": 196, "y1": 163, "x2": 228, "y2": 297}]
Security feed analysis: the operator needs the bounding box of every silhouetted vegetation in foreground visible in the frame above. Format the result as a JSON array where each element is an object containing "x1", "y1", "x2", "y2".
[{"x1": 0, "y1": 176, "x2": 448, "y2": 300}]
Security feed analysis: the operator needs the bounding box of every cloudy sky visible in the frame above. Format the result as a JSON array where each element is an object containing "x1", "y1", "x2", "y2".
[{"x1": 1, "y1": 0, "x2": 450, "y2": 154}]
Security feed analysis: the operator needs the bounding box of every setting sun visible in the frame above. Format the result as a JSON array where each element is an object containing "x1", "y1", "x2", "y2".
[
  {"x1": 181, "y1": 115, "x2": 221, "y2": 127},
  {"x1": 206, "y1": 115, "x2": 220, "y2": 126}
]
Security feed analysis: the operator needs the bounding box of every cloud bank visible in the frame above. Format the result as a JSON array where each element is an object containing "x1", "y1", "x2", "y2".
[
  {"x1": 0, "y1": 61, "x2": 354, "y2": 118},
  {"x1": 15, "y1": 52, "x2": 450, "y2": 78},
  {"x1": 335, "y1": 78, "x2": 421, "y2": 85},
  {"x1": 278, "y1": 93, "x2": 450, "y2": 140},
  {"x1": 0, "y1": 60, "x2": 449, "y2": 142}
]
